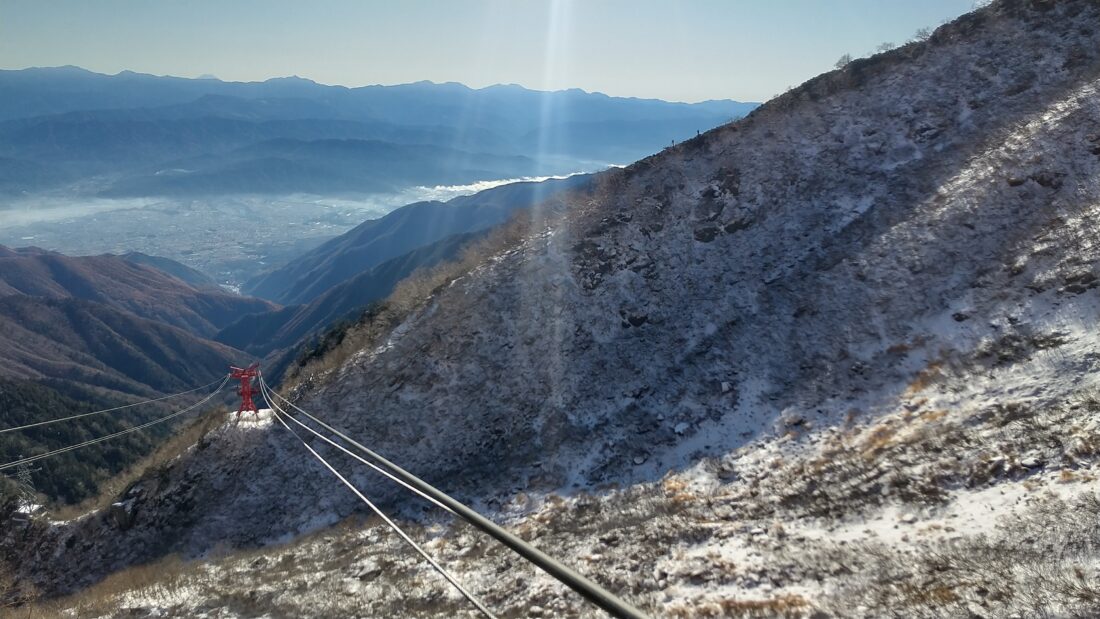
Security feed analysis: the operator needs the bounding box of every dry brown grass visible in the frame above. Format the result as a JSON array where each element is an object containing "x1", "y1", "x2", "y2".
[
  {"x1": 0, "y1": 561, "x2": 25, "y2": 612},
  {"x1": 860, "y1": 423, "x2": 900, "y2": 460},
  {"x1": 662, "y1": 477, "x2": 698, "y2": 507},
  {"x1": 19, "y1": 515, "x2": 374, "y2": 618},
  {"x1": 918, "y1": 409, "x2": 949, "y2": 423},
  {"x1": 905, "y1": 360, "x2": 945, "y2": 395},
  {"x1": 667, "y1": 594, "x2": 811, "y2": 618},
  {"x1": 703, "y1": 552, "x2": 739, "y2": 575},
  {"x1": 900, "y1": 582, "x2": 961, "y2": 605},
  {"x1": 1051, "y1": 470, "x2": 1095, "y2": 483},
  {"x1": 20, "y1": 554, "x2": 194, "y2": 619}
]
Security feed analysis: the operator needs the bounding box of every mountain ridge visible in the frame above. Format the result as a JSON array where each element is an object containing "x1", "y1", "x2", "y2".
[
  {"x1": 0, "y1": 246, "x2": 276, "y2": 337},
  {"x1": 0, "y1": 69, "x2": 754, "y2": 197},
  {"x1": 11, "y1": 2, "x2": 1100, "y2": 616},
  {"x1": 0, "y1": 66, "x2": 755, "y2": 122},
  {"x1": 0, "y1": 295, "x2": 240, "y2": 398},
  {"x1": 244, "y1": 173, "x2": 593, "y2": 304},
  {"x1": 218, "y1": 230, "x2": 487, "y2": 359}
]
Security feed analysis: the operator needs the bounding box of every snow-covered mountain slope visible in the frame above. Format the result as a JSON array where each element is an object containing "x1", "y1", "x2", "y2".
[
  {"x1": 7, "y1": 0, "x2": 1100, "y2": 615},
  {"x1": 23, "y1": 434, "x2": 1100, "y2": 618},
  {"x1": 289, "y1": 0, "x2": 1100, "y2": 503}
]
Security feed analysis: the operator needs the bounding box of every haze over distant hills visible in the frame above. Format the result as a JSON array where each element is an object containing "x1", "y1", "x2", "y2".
[{"x1": 0, "y1": 67, "x2": 756, "y2": 198}]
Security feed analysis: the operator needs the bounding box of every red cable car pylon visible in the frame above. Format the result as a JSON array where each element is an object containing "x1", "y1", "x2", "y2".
[{"x1": 229, "y1": 363, "x2": 260, "y2": 420}]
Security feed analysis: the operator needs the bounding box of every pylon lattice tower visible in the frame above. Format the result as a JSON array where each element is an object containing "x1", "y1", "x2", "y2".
[
  {"x1": 229, "y1": 363, "x2": 260, "y2": 420},
  {"x1": 8, "y1": 459, "x2": 41, "y2": 521}
]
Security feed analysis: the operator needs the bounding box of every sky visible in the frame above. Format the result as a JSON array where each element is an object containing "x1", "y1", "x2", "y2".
[{"x1": 0, "y1": 0, "x2": 976, "y2": 103}]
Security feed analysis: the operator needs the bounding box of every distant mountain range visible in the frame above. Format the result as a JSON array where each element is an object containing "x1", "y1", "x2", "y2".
[
  {"x1": 0, "y1": 67, "x2": 756, "y2": 197},
  {"x1": 97, "y1": 138, "x2": 543, "y2": 198},
  {"x1": 0, "y1": 67, "x2": 753, "y2": 127}
]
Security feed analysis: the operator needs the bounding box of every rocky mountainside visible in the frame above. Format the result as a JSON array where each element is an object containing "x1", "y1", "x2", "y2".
[
  {"x1": 282, "y1": 0, "x2": 1100, "y2": 508},
  {"x1": 8, "y1": 1, "x2": 1100, "y2": 616}
]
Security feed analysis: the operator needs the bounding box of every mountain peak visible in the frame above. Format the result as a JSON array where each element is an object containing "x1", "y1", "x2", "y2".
[{"x1": 265, "y1": 75, "x2": 317, "y2": 85}]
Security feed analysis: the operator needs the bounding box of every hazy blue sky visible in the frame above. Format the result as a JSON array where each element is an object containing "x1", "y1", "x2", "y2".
[{"x1": 1, "y1": 0, "x2": 975, "y2": 102}]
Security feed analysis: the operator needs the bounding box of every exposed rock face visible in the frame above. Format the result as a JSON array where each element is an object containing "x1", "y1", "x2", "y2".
[
  {"x1": 9, "y1": 0, "x2": 1100, "y2": 609},
  {"x1": 108, "y1": 499, "x2": 137, "y2": 530}
]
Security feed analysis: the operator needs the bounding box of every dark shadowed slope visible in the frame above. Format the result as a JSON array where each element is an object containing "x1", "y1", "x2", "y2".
[
  {"x1": 0, "y1": 378, "x2": 183, "y2": 505},
  {"x1": 119, "y1": 252, "x2": 220, "y2": 289},
  {"x1": 217, "y1": 230, "x2": 485, "y2": 358},
  {"x1": 244, "y1": 174, "x2": 592, "y2": 305}
]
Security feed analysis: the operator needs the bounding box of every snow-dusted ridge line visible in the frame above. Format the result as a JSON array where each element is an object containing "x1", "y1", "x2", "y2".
[{"x1": 7, "y1": 2, "x2": 1100, "y2": 616}]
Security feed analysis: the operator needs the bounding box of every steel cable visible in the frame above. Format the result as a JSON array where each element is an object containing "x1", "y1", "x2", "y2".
[
  {"x1": 0, "y1": 375, "x2": 229, "y2": 471},
  {"x1": 0, "y1": 376, "x2": 229, "y2": 435},
  {"x1": 259, "y1": 378, "x2": 496, "y2": 619},
  {"x1": 259, "y1": 376, "x2": 649, "y2": 619}
]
